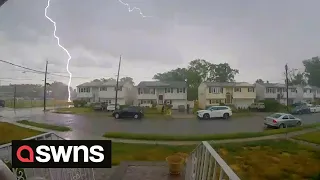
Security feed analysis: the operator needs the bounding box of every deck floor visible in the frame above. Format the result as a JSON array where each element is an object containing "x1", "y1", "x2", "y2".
[{"x1": 109, "y1": 161, "x2": 185, "y2": 180}]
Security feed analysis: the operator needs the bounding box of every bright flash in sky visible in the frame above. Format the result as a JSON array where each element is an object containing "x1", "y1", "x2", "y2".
[{"x1": 44, "y1": 0, "x2": 150, "y2": 102}]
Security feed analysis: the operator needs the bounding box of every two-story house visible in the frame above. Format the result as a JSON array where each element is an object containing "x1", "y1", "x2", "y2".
[
  {"x1": 137, "y1": 81, "x2": 187, "y2": 109},
  {"x1": 76, "y1": 80, "x2": 135, "y2": 105},
  {"x1": 198, "y1": 82, "x2": 256, "y2": 109},
  {"x1": 296, "y1": 85, "x2": 314, "y2": 103},
  {"x1": 255, "y1": 83, "x2": 298, "y2": 105},
  {"x1": 312, "y1": 86, "x2": 320, "y2": 101}
]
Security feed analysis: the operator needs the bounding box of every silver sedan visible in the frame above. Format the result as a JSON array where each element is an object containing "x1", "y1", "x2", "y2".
[{"x1": 264, "y1": 113, "x2": 302, "y2": 129}]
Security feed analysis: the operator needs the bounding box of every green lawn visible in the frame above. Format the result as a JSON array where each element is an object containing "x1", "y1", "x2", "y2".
[
  {"x1": 0, "y1": 122, "x2": 43, "y2": 145},
  {"x1": 104, "y1": 123, "x2": 320, "y2": 141},
  {"x1": 294, "y1": 130, "x2": 320, "y2": 144},
  {"x1": 5, "y1": 99, "x2": 71, "y2": 108},
  {"x1": 17, "y1": 120, "x2": 71, "y2": 132}
]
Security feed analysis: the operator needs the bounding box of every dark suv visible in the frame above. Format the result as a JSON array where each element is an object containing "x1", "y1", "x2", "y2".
[
  {"x1": 291, "y1": 105, "x2": 311, "y2": 115},
  {"x1": 113, "y1": 106, "x2": 144, "y2": 119},
  {"x1": 0, "y1": 100, "x2": 4, "y2": 107}
]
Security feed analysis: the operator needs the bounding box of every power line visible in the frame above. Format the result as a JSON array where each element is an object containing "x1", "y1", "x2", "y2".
[{"x1": 0, "y1": 59, "x2": 95, "y2": 79}]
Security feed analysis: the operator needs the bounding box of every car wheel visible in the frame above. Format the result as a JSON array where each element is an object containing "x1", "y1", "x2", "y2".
[
  {"x1": 223, "y1": 113, "x2": 229, "y2": 119},
  {"x1": 203, "y1": 113, "x2": 210, "y2": 120},
  {"x1": 133, "y1": 114, "x2": 139, "y2": 119},
  {"x1": 296, "y1": 121, "x2": 302, "y2": 126},
  {"x1": 279, "y1": 123, "x2": 286, "y2": 129},
  {"x1": 114, "y1": 113, "x2": 120, "y2": 119}
]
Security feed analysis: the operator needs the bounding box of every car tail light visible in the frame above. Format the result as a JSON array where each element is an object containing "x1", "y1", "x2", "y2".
[{"x1": 272, "y1": 119, "x2": 277, "y2": 123}]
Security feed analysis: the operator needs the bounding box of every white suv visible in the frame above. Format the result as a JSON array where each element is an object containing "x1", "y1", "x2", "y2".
[{"x1": 197, "y1": 106, "x2": 232, "y2": 119}]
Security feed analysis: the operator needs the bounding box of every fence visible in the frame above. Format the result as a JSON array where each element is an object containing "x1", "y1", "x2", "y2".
[
  {"x1": 0, "y1": 132, "x2": 95, "y2": 180},
  {"x1": 185, "y1": 141, "x2": 240, "y2": 180}
]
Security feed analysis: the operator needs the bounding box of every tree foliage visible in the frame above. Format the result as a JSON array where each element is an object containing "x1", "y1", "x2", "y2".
[
  {"x1": 303, "y1": 56, "x2": 320, "y2": 87},
  {"x1": 120, "y1": 77, "x2": 134, "y2": 84},
  {"x1": 153, "y1": 59, "x2": 239, "y2": 100},
  {"x1": 287, "y1": 70, "x2": 307, "y2": 86},
  {"x1": 255, "y1": 79, "x2": 264, "y2": 84}
]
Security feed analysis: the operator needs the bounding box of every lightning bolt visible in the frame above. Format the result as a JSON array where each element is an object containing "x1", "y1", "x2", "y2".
[
  {"x1": 117, "y1": 0, "x2": 152, "y2": 18},
  {"x1": 44, "y1": 0, "x2": 72, "y2": 102}
]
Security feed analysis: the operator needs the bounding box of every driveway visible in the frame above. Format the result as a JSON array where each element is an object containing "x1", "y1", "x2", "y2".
[{"x1": 1, "y1": 108, "x2": 320, "y2": 136}]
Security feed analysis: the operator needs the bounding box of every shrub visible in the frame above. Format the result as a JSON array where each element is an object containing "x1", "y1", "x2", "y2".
[
  {"x1": 262, "y1": 99, "x2": 286, "y2": 112},
  {"x1": 192, "y1": 100, "x2": 199, "y2": 114},
  {"x1": 73, "y1": 99, "x2": 87, "y2": 107}
]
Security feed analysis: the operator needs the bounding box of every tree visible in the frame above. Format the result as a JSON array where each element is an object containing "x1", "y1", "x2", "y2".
[
  {"x1": 153, "y1": 59, "x2": 239, "y2": 100},
  {"x1": 255, "y1": 79, "x2": 264, "y2": 83},
  {"x1": 120, "y1": 77, "x2": 134, "y2": 84},
  {"x1": 303, "y1": 56, "x2": 320, "y2": 87},
  {"x1": 288, "y1": 70, "x2": 307, "y2": 86}
]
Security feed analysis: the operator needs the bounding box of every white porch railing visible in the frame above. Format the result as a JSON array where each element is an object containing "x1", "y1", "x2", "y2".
[
  {"x1": 0, "y1": 132, "x2": 95, "y2": 180},
  {"x1": 185, "y1": 141, "x2": 240, "y2": 180}
]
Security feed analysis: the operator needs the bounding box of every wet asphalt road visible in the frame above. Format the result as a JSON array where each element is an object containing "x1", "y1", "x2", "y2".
[{"x1": 1, "y1": 107, "x2": 320, "y2": 136}]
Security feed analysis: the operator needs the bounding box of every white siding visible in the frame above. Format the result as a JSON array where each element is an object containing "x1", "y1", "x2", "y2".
[{"x1": 233, "y1": 99, "x2": 254, "y2": 109}]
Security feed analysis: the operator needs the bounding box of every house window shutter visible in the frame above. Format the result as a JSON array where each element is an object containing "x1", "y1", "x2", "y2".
[
  {"x1": 165, "y1": 88, "x2": 167, "y2": 93},
  {"x1": 220, "y1": 88, "x2": 223, "y2": 93},
  {"x1": 209, "y1": 87, "x2": 212, "y2": 93},
  {"x1": 183, "y1": 88, "x2": 186, "y2": 93},
  {"x1": 154, "y1": 88, "x2": 156, "y2": 94},
  {"x1": 138, "y1": 88, "x2": 140, "y2": 94},
  {"x1": 177, "y1": 88, "x2": 179, "y2": 93}
]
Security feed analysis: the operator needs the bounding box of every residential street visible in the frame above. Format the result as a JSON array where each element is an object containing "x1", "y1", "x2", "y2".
[{"x1": 1, "y1": 107, "x2": 320, "y2": 136}]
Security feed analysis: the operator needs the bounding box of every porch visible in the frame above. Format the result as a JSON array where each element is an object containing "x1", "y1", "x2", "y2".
[{"x1": 0, "y1": 132, "x2": 240, "y2": 180}]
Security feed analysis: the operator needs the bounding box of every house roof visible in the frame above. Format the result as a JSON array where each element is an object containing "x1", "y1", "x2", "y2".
[
  {"x1": 311, "y1": 86, "x2": 320, "y2": 90},
  {"x1": 77, "y1": 81, "x2": 125, "y2": 87},
  {"x1": 204, "y1": 82, "x2": 255, "y2": 87},
  {"x1": 256, "y1": 83, "x2": 298, "y2": 88},
  {"x1": 137, "y1": 81, "x2": 187, "y2": 88}
]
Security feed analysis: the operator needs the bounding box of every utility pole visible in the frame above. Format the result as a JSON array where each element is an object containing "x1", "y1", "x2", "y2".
[
  {"x1": 43, "y1": 60, "x2": 48, "y2": 111},
  {"x1": 13, "y1": 84, "x2": 16, "y2": 109},
  {"x1": 285, "y1": 64, "x2": 289, "y2": 112},
  {"x1": 114, "y1": 55, "x2": 121, "y2": 110}
]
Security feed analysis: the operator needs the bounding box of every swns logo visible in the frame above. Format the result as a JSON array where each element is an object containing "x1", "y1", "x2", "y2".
[{"x1": 12, "y1": 140, "x2": 111, "y2": 168}]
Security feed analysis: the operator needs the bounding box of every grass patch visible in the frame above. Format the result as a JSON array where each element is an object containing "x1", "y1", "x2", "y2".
[
  {"x1": 5, "y1": 99, "x2": 71, "y2": 108},
  {"x1": 17, "y1": 120, "x2": 71, "y2": 132},
  {"x1": 0, "y1": 122, "x2": 42, "y2": 145},
  {"x1": 111, "y1": 140, "x2": 320, "y2": 179},
  {"x1": 215, "y1": 140, "x2": 320, "y2": 180},
  {"x1": 104, "y1": 123, "x2": 320, "y2": 141},
  {"x1": 294, "y1": 130, "x2": 320, "y2": 144},
  {"x1": 54, "y1": 107, "x2": 94, "y2": 114},
  {"x1": 112, "y1": 142, "x2": 195, "y2": 165}
]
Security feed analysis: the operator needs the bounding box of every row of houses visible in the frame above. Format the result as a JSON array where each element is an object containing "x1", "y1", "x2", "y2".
[{"x1": 76, "y1": 80, "x2": 320, "y2": 109}]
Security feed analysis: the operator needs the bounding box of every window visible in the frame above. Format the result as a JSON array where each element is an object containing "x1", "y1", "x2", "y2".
[
  {"x1": 266, "y1": 88, "x2": 275, "y2": 93},
  {"x1": 177, "y1": 88, "x2": 183, "y2": 93},
  {"x1": 248, "y1": 88, "x2": 254, "y2": 92},
  {"x1": 114, "y1": 86, "x2": 122, "y2": 91},
  {"x1": 165, "y1": 100, "x2": 172, "y2": 104},
  {"x1": 165, "y1": 88, "x2": 173, "y2": 93},
  {"x1": 183, "y1": 88, "x2": 186, "y2": 93},
  {"x1": 283, "y1": 88, "x2": 287, "y2": 92},
  {"x1": 150, "y1": 88, "x2": 155, "y2": 94},
  {"x1": 288, "y1": 115, "x2": 295, "y2": 119},
  {"x1": 208, "y1": 106, "x2": 218, "y2": 111},
  {"x1": 100, "y1": 87, "x2": 107, "y2": 91},
  {"x1": 270, "y1": 113, "x2": 282, "y2": 118},
  {"x1": 209, "y1": 99, "x2": 221, "y2": 104},
  {"x1": 209, "y1": 87, "x2": 222, "y2": 94},
  {"x1": 282, "y1": 115, "x2": 289, "y2": 119},
  {"x1": 234, "y1": 88, "x2": 241, "y2": 92},
  {"x1": 290, "y1": 88, "x2": 296, "y2": 93},
  {"x1": 217, "y1": 106, "x2": 228, "y2": 110},
  {"x1": 303, "y1": 89, "x2": 307, "y2": 93},
  {"x1": 79, "y1": 87, "x2": 90, "y2": 93}
]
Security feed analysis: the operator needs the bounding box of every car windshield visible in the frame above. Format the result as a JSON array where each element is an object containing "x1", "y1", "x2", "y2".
[{"x1": 269, "y1": 113, "x2": 282, "y2": 118}]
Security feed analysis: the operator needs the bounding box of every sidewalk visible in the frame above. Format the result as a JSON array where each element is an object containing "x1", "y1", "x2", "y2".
[{"x1": 2, "y1": 118, "x2": 320, "y2": 146}]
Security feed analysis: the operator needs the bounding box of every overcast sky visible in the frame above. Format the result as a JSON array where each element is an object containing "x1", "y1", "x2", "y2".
[{"x1": 1, "y1": 0, "x2": 320, "y2": 87}]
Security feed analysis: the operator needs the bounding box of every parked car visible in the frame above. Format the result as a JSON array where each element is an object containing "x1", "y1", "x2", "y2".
[
  {"x1": 291, "y1": 105, "x2": 311, "y2": 115},
  {"x1": 264, "y1": 113, "x2": 302, "y2": 128},
  {"x1": 113, "y1": 106, "x2": 144, "y2": 119},
  {"x1": 92, "y1": 102, "x2": 108, "y2": 111},
  {"x1": 197, "y1": 106, "x2": 232, "y2": 119},
  {"x1": 107, "y1": 104, "x2": 120, "y2": 111},
  {"x1": 310, "y1": 105, "x2": 320, "y2": 113},
  {"x1": 0, "y1": 100, "x2": 4, "y2": 107}
]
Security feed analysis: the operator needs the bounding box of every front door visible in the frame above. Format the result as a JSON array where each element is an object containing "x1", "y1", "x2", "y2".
[
  {"x1": 158, "y1": 95, "x2": 163, "y2": 105},
  {"x1": 226, "y1": 93, "x2": 232, "y2": 104}
]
